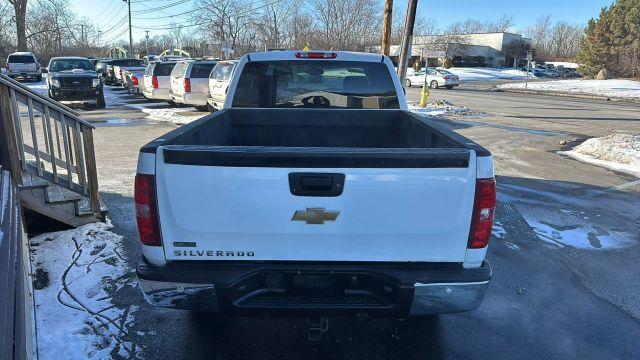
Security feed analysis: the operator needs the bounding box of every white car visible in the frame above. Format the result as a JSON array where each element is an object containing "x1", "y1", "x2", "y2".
[
  {"x1": 206, "y1": 60, "x2": 238, "y2": 111},
  {"x1": 169, "y1": 60, "x2": 218, "y2": 110},
  {"x1": 135, "y1": 51, "x2": 495, "y2": 339},
  {"x1": 404, "y1": 68, "x2": 460, "y2": 89},
  {"x1": 142, "y1": 61, "x2": 177, "y2": 102},
  {"x1": 6, "y1": 52, "x2": 41, "y2": 81}
]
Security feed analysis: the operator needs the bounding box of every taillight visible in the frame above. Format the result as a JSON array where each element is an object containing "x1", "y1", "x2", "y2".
[
  {"x1": 295, "y1": 52, "x2": 337, "y2": 59},
  {"x1": 152, "y1": 75, "x2": 159, "y2": 89},
  {"x1": 132, "y1": 76, "x2": 138, "y2": 86},
  {"x1": 184, "y1": 78, "x2": 191, "y2": 93},
  {"x1": 135, "y1": 174, "x2": 162, "y2": 246},
  {"x1": 467, "y1": 178, "x2": 496, "y2": 249}
]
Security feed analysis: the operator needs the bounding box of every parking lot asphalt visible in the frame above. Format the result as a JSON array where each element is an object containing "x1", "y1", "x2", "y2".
[{"x1": 73, "y1": 83, "x2": 640, "y2": 359}]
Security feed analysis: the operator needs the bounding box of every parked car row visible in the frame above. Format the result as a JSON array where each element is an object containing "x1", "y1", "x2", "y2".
[
  {"x1": 127, "y1": 57, "x2": 239, "y2": 112},
  {"x1": 530, "y1": 64, "x2": 582, "y2": 78}
]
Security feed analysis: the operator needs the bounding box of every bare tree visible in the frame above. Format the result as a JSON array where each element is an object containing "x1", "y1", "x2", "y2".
[
  {"x1": 7, "y1": 0, "x2": 27, "y2": 50},
  {"x1": 308, "y1": 0, "x2": 380, "y2": 51},
  {"x1": 525, "y1": 15, "x2": 584, "y2": 61},
  {"x1": 485, "y1": 14, "x2": 515, "y2": 32},
  {"x1": 256, "y1": 0, "x2": 296, "y2": 49},
  {"x1": 195, "y1": 0, "x2": 258, "y2": 57}
]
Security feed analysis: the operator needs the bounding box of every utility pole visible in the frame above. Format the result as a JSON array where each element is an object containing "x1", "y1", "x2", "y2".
[
  {"x1": 145, "y1": 30, "x2": 150, "y2": 56},
  {"x1": 123, "y1": 0, "x2": 133, "y2": 57},
  {"x1": 381, "y1": 0, "x2": 393, "y2": 56},
  {"x1": 397, "y1": 0, "x2": 418, "y2": 82}
]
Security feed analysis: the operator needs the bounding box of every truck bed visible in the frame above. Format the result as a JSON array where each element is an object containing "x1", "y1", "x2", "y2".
[{"x1": 142, "y1": 108, "x2": 488, "y2": 168}]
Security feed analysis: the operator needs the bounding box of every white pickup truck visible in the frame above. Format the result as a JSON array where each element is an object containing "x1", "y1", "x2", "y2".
[{"x1": 135, "y1": 51, "x2": 495, "y2": 338}]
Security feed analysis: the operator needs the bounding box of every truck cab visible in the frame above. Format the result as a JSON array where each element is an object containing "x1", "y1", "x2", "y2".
[
  {"x1": 135, "y1": 51, "x2": 495, "y2": 338},
  {"x1": 47, "y1": 57, "x2": 105, "y2": 108}
]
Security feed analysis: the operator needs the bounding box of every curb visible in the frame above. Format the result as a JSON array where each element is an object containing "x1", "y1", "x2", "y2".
[{"x1": 496, "y1": 88, "x2": 640, "y2": 103}]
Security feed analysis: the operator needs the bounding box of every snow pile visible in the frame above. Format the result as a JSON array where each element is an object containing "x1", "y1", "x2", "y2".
[
  {"x1": 560, "y1": 134, "x2": 640, "y2": 177},
  {"x1": 31, "y1": 220, "x2": 141, "y2": 359},
  {"x1": 498, "y1": 79, "x2": 640, "y2": 99},
  {"x1": 409, "y1": 100, "x2": 484, "y2": 117},
  {"x1": 127, "y1": 103, "x2": 207, "y2": 124}
]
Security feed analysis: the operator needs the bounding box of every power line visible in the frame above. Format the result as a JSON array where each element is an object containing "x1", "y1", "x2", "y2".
[
  {"x1": 100, "y1": 15, "x2": 129, "y2": 36},
  {"x1": 130, "y1": 0, "x2": 190, "y2": 14},
  {"x1": 131, "y1": 0, "x2": 287, "y2": 31}
]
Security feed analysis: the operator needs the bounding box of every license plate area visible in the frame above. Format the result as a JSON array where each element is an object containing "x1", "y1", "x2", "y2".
[{"x1": 231, "y1": 271, "x2": 399, "y2": 310}]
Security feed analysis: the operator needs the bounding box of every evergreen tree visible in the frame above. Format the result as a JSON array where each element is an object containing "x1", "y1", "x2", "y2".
[{"x1": 578, "y1": 0, "x2": 640, "y2": 77}]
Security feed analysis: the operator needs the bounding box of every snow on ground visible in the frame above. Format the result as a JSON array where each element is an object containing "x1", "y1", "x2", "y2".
[
  {"x1": 498, "y1": 79, "x2": 640, "y2": 99},
  {"x1": 126, "y1": 103, "x2": 208, "y2": 124},
  {"x1": 409, "y1": 99, "x2": 485, "y2": 117},
  {"x1": 24, "y1": 80, "x2": 48, "y2": 95},
  {"x1": 31, "y1": 220, "x2": 141, "y2": 359},
  {"x1": 560, "y1": 134, "x2": 640, "y2": 178},
  {"x1": 0, "y1": 172, "x2": 9, "y2": 245},
  {"x1": 523, "y1": 215, "x2": 634, "y2": 250}
]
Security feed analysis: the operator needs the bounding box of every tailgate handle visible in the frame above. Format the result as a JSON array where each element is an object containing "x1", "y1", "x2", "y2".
[{"x1": 289, "y1": 173, "x2": 345, "y2": 197}]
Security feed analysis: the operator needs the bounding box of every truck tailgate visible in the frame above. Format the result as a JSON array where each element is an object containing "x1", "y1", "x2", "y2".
[{"x1": 155, "y1": 148, "x2": 477, "y2": 262}]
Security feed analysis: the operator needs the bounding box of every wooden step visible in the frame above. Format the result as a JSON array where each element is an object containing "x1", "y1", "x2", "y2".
[{"x1": 45, "y1": 184, "x2": 83, "y2": 204}]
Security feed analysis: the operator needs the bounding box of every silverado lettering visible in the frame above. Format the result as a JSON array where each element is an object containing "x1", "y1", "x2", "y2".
[{"x1": 173, "y1": 250, "x2": 255, "y2": 257}]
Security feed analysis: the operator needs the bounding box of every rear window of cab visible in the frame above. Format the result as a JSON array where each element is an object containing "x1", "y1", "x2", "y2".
[{"x1": 8, "y1": 55, "x2": 36, "y2": 63}]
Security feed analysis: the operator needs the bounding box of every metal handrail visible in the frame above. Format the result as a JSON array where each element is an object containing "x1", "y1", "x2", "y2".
[{"x1": 0, "y1": 73, "x2": 101, "y2": 213}]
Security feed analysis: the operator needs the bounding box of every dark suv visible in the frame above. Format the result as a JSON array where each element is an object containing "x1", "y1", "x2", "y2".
[{"x1": 46, "y1": 57, "x2": 105, "y2": 108}]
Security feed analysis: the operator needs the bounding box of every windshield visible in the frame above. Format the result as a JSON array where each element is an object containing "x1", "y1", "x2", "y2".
[
  {"x1": 49, "y1": 59, "x2": 94, "y2": 72},
  {"x1": 232, "y1": 60, "x2": 399, "y2": 109},
  {"x1": 210, "y1": 62, "x2": 236, "y2": 81}
]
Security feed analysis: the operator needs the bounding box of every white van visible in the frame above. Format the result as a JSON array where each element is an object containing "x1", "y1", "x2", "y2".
[
  {"x1": 206, "y1": 60, "x2": 238, "y2": 111},
  {"x1": 169, "y1": 60, "x2": 217, "y2": 111},
  {"x1": 6, "y1": 52, "x2": 41, "y2": 81}
]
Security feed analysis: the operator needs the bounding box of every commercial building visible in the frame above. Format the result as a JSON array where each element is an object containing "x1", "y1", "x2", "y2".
[{"x1": 373, "y1": 32, "x2": 532, "y2": 68}]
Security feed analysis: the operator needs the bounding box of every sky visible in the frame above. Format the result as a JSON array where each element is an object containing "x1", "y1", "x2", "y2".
[{"x1": 70, "y1": 0, "x2": 613, "y2": 45}]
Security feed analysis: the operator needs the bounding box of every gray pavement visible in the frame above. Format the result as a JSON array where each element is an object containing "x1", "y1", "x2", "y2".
[{"x1": 78, "y1": 83, "x2": 640, "y2": 359}]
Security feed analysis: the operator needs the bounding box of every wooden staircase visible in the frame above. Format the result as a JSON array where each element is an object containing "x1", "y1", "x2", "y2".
[{"x1": 0, "y1": 74, "x2": 106, "y2": 227}]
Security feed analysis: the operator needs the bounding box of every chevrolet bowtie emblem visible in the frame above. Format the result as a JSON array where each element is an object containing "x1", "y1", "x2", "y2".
[{"x1": 292, "y1": 208, "x2": 339, "y2": 225}]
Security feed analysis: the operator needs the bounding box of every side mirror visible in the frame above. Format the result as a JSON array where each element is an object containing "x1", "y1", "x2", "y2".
[{"x1": 41, "y1": 67, "x2": 48, "y2": 74}]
